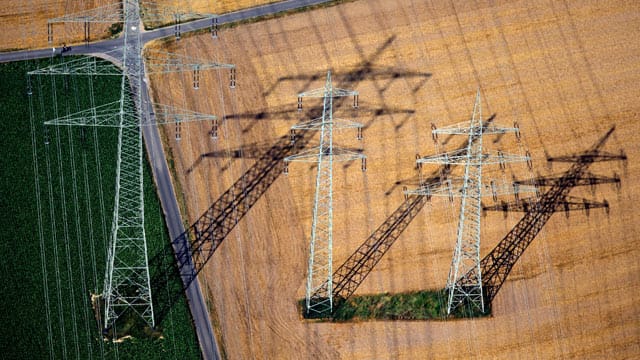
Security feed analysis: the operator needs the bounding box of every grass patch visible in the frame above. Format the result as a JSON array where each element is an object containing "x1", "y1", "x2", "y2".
[
  {"x1": 108, "y1": 23, "x2": 124, "y2": 38},
  {"x1": 157, "y1": 125, "x2": 190, "y2": 229},
  {"x1": 0, "y1": 47, "x2": 25, "y2": 53},
  {"x1": 0, "y1": 58, "x2": 200, "y2": 359},
  {"x1": 298, "y1": 290, "x2": 490, "y2": 322}
]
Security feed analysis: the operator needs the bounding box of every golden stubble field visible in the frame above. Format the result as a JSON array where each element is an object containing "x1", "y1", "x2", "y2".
[
  {"x1": 155, "y1": 0, "x2": 279, "y2": 14},
  {"x1": 0, "y1": 0, "x2": 277, "y2": 51},
  {"x1": 147, "y1": 0, "x2": 640, "y2": 358},
  {"x1": 0, "y1": 0, "x2": 113, "y2": 51}
]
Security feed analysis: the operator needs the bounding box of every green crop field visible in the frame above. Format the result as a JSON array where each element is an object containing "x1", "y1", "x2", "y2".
[{"x1": 0, "y1": 59, "x2": 199, "y2": 359}]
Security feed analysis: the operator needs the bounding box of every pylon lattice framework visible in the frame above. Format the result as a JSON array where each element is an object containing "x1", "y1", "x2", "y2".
[
  {"x1": 405, "y1": 90, "x2": 535, "y2": 314},
  {"x1": 284, "y1": 71, "x2": 365, "y2": 317},
  {"x1": 29, "y1": 49, "x2": 236, "y2": 88},
  {"x1": 30, "y1": 0, "x2": 234, "y2": 331}
]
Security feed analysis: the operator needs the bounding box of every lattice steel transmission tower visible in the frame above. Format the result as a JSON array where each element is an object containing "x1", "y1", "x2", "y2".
[
  {"x1": 284, "y1": 71, "x2": 365, "y2": 317},
  {"x1": 406, "y1": 90, "x2": 535, "y2": 314},
  {"x1": 30, "y1": 0, "x2": 233, "y2": 332}
]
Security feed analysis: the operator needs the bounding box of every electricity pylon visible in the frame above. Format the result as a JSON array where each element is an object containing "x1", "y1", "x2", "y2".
[
  {"x1": 405, "y1": 89, "x2": 535, "y2": 314},
  {"x1": 284, "y1": 71, "x2": 365, "y2": 317},
  {"x1": 30, "y1": 0, "x2": 233, "y2": 333}
]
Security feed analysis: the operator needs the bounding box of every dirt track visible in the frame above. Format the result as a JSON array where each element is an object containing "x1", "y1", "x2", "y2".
[{"x1": 148, "y1": 0, "x2": 639, "y2": 358}]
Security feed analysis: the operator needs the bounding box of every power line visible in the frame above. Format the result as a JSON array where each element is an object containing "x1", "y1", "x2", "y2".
[
  {"x1": 30, "y1": 0, "x2": 231, "y2": 337},
  {"x1": 405, "y1": 90, "x2": 534, "y2": 314}
]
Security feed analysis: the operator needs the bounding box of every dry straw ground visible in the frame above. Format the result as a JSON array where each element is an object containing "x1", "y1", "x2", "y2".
[
  {"x1": 0, "y1": 0, "x2": 113, "y2": 51},
  {"x1": 21, "y1": 0, "x2": 640, "y2": 359},
  {"x1": 152, "y1": 0, "x2": 639, "y2": 358},
  {"x1": 0, "y1": 0, "x2": 276, "y2": 51},
  {"x1": 155, "y1": 0, "x2": 279, "y2": 14}
]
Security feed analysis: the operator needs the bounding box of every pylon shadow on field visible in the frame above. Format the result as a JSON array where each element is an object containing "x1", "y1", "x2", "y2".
[
  {"x1": 190, "y1": 102, "x2": 425, "y2": 204},
  {"x1": 383, "y1": 175, "x2": 422, "y2": 196},
  {"x1": 356, "y1": 100, "x2": 418, "y2": 132},
  {"x1": 200, "y1": 141, "x2": 289, "y2": 160},
  {"x1": 222, "y1": 104, "x2": 299, "y2": 134},
  {"x1": 147, "y1": 239, "x2": 187, "y2": 326},
  {"x1": 474, "y1": 126, "x2": 626, "y2": 306},
  {"x1": 324, "y1": 126, "x2": 625, "y2": 319},
  {"x1": 153, "y1": 37, "x2": 433, "y2": 322},
  {"x1": 327, "y1": 167, "x2": 449, "y2": 309},
  {"x1": 324, "y1": 116, "x2": 498, "y2": 312},
  {"x1": 261, "y1": 35, "x2": 431, "y2": 99},
  {"x1": 219, "y1": 102, "x2": 417, "y2": 135},
  {"x1": 186, "y1": 130, "x2": 316, "y2": 284},
  {"x1": 149, "y1": 128, "x2": 317, "y2": 324}
]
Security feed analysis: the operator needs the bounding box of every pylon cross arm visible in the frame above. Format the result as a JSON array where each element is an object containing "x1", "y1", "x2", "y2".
[
  {"x1": 43, "y1": 101, "x2": 216, "y2": 127},
  {"x1": 292, "y1": 117, "x2": 363, "y2": 130},
  {"x1": 405, "y1": 177, "x2": 537, "y2": 198},
  {"x1": 150, "y1": 103, "x2": 217, "y2": 125},
  {"x1": 298, "y1": 87, "x2": 358, "y2": 98},
  {"x1": 285, "y1": 147, "x2": 365, "y2": 163},
  {"x1": 433, "y1": 121, "x2": 519, "y2": 135},
  {"x1": 44, "y1": 101, "x2": 128, "y2": 127},
  {"x1": 28, "y1": 56, "x2": 122, "y2": 76},
  {"x1": 417, "y1": 150, "x2": 530, "y2": 166},
  {"x1": 145, "y1": 50, "x2": 234, "y2": 74}
]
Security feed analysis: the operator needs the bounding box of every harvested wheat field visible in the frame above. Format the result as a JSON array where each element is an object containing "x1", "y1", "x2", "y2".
[
  {"x1": 0, "y1": 0, "x2": 115, "y2": 51},
  {"x1": 0, "y1": 0, "x2": 276, "y2": 51},
  {"x1": 147, "y1": 0, "x2": 640, "y2": 358},
  {"x1": 154, "y1": 0, "x2": 279, "y2": 14},
  {"x1": 142, "y1": 1, "x2": 280, "y2": 29}
]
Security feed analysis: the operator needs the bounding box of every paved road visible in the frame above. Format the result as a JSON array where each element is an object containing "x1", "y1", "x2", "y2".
[
  {"x1": 139, "y1": 76, "x2": 222, "y2": 359},
  {"x1": 0, "y1": 0, "x2": 332, "y2": 359}
]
